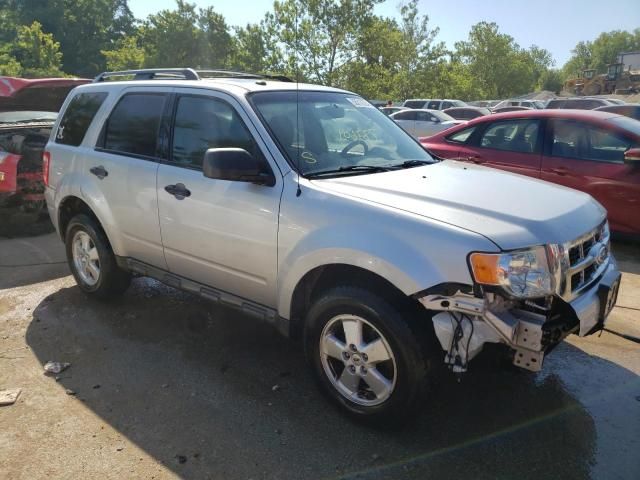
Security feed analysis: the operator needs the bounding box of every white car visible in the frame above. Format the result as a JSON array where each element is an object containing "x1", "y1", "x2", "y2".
[{"x1": 390, "y1": 109, "x2": 464, "y2": 137}]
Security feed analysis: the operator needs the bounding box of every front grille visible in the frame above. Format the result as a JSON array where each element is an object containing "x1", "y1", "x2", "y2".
[{"x1": 563, "y1": 222, "x2": 610, "y2": 301}]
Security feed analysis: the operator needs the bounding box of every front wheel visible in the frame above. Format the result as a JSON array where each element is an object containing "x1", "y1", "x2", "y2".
[{"x1": 305, "y1": 286, "x2": 435, "y2": 426}]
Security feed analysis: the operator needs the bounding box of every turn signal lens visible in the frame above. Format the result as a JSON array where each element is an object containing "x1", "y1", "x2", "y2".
[
  {"x1": 469, "y1": 253, "x2": 501, "y2": 285},
  {"x1": 469, "y1": 247, "x2": 554, "y2": 299}
]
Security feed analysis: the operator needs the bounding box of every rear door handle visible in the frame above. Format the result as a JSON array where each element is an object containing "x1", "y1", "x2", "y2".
[
  {"x1": 164, "y1": 183, "x2": 191, "y2": 199},
  {"x1": 90, "y1": 165, "x2": 108, "y2": 179},
  {"x1": 550, "y1": 167, "x2": 569, "y2": 175}
]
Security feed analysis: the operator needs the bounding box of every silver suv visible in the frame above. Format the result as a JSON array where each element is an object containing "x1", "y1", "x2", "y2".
[{"x1": 45, "y1": 68, "x2": 621, "y2": 425}]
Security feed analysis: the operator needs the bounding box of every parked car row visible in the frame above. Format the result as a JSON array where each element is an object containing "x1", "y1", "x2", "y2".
[{"x1": 420, "y1": 109, "x2": 640, "y2": 236}]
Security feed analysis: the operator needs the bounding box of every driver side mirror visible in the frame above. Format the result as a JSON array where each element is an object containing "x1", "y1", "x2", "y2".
[
  {"x1": 624, "y1": 148, "x2": 640, "y2": 165},
  {"x1": 203, "y1": 148, "x2": 275, "y2": 186}
]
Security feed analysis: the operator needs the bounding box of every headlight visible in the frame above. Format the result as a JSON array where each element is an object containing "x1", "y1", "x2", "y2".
[{"x1": 469, "y1": 246, "x2": 554, "y2": 299}]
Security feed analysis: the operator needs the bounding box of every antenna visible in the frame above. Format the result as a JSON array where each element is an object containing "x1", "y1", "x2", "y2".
[{"x1": 295, "y1": 1, "x2": 302, "y2": 197}]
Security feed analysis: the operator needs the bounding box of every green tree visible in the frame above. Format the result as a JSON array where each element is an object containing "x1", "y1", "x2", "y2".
[
  {"x1": 7, "y1": 21, "x2": 65, "y2": 77},
  {"x1": 393, "y1": 1, "x2": 447, "y2": 99},
  {"x1": 590, "y1": 29, "x2": 640, "y2": 72},
  {"x1": 455, "y1": 22, "x2": 537, "y2": 98},
  {"x1": 538, "y1": 68, "x2": 563, "y2": 93},
  {"x1": 141, "y1": 0, "x2": 202, "y2": 67},
  {"x1": 8, "y1": 0, "x2": 135, "y2": 76},
  {"x1": 562, "y1": 41, "x2": 592, "y2": 79},
  {"x1": 0, "y1": 51, "x2": 22, "y2": 76},
  {"x1": 101, "y1": 35, "x2": 145, "y2": 70},
  {"x1": 139, "y1": 1, "x2": 234, "y2": 69},
  {"x1": 231, "y1": 22, "x2": 283, "y2": 73},
  {"x1": 198, "y1": 7, "x2": 233, "y2": 68},
  {"x1": 267, "y1": 0, "x2": 381, "y2": 85},
  {"x1": 562, "y1": 29, "x2": 640, "y2": 79}
]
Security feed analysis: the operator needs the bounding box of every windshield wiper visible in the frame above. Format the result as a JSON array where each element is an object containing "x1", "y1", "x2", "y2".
[
  {"x1": 392, "y1": 159, "x2": 434, "y2": 169},
  {"x1": 305, "y1": 165, "x2": 392, "y2": 178}
]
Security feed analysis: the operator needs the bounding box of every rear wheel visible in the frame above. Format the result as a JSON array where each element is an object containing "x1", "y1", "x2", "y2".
[
  {"x1": 65, "y1": 214, "x2": 131, "y2": 299},
  {"x1": 305, "y1": 285, "x2": 436, "y2": 426}
]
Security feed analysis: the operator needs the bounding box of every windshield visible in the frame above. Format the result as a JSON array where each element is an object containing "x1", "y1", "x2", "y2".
[{"x1": 250, "y1": 91, "x2": 434, "y2": 176}]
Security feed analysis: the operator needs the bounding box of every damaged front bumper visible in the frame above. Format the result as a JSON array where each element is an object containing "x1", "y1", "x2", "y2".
[{"x1": 418, "y1": 258, "x2": 621, "y2": 373}]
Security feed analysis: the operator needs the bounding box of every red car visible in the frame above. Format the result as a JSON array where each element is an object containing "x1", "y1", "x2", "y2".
[
  {"x1": 420, "y1": 109, "x2": 640, "y2": 236},
  {"x1": 1, "y1": 77, "x2": 88, "y2": 233}
]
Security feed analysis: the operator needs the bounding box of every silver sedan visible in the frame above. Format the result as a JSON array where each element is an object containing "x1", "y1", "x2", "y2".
[{"x1": 390, "y1": 108, "x2": 465, "y2": 137}]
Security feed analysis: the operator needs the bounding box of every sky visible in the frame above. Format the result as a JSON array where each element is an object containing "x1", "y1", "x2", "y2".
[{"x1": 128, "y1": 0, "x2": 640, "y2": 66}]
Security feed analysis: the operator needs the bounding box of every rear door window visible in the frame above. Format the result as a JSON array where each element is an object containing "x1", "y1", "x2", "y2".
[
  {"x1": 55, "y1": 92, "x2": 107, "y2": 146},
  {"x1": 427, "y1": 101, "x2": 440, "y2": 110},
  {"x1": 551, "y1": 119, "x2": 637, "y2": 163},
  {"x1": 480, "y1": 119, "x2": 540, "y2": 153},
  {"x1": 103, "y1": 93, "x2": 166, "y2": 158}
]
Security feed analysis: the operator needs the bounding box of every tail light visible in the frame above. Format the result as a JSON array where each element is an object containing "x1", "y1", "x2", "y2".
[{"x1": 42, "y1": 151, "x2": 51, "y2": 186}]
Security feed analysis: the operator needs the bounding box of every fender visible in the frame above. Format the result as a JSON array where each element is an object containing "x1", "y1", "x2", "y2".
[{"x1": 276, "y1": 197, "x2": 498, "y2": 319}]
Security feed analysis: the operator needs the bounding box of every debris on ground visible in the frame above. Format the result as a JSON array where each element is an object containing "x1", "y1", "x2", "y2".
[
  {"x1": 161, "y1": 383, "x2": 169, "y2": 388},
  {"x1": 371, "y1": 453, "x2": 381, "y2": 462},
  {"x1": 65, "y1": 389, "x2": 76, "y2": 396},
  {"x1": 0, "y1": 388, "x2": 22, "y2": 406},
  {"x1": 92, "y1": 384, "x2": 101, "y2": 389},
  {"x1": 176, "y1": 455, "x2": 187, "y2": 464},
  {"x1": 43, "y1": 361, "x2": 70, "y2": 374},
  {"x1": 271, "y1": 384, "x2": 280, "y2": 392}
]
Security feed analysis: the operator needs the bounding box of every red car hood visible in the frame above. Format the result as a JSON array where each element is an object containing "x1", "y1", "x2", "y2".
[{"x1": 0, "y1": 77, "x2": 89, "y2": 113}]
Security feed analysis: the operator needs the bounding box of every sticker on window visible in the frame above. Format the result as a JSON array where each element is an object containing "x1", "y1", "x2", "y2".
[{"x1": 345, "y1": 97, "x2": 374, "y2": 108}]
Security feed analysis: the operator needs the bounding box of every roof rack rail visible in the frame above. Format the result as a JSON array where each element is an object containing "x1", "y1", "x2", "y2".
[
  {"x1": 196, "y1": 70, "x2": 294, "y2": 82},
  {"x1": 93, "y1": 68, "x2": 294, "y2": 83},
  {"x1": 93, "y1": 68, "x2": 199, "y2": 82}
]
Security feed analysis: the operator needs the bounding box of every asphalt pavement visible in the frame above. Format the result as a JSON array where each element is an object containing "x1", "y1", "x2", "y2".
[{"x1": 0, "y1": 233, "x2": 638, "y2": 479}]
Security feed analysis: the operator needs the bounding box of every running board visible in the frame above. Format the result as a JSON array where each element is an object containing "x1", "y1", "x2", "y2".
[{"x1": 115, "y1": 256, "x2": 288, "y2": 336}]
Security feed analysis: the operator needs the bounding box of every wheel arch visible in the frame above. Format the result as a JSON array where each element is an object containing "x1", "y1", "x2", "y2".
[
  {"x1": 57, "y1": 195, "x2": 116, "y2": 252},
  {"x1": 286, "y1": 263, "x2": 427, "y2": 341}
]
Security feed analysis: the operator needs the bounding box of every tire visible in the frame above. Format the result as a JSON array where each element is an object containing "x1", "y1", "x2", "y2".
[
  {"x1": 65, "y1": 214, "x2": 131, "y2": 299},
  {"x1": 304, "y1": 285, "x2": 436, "y2": 426}
]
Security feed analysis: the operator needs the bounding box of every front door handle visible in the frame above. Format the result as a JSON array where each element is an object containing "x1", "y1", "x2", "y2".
[
  {"x1": 550, "y1": 167, "x2": 569, "y2": 175},
  {"x1": 90, "y1": 165, "x2": 108, "y2": 179},
  {"x1": 165, "y1": 183, "x2": 191, "y2": 199}
]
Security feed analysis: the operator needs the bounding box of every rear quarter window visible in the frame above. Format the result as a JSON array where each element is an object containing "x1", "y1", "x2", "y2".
[{"x1": 55, "y1": 92, "x2": 108, "y2": 146}]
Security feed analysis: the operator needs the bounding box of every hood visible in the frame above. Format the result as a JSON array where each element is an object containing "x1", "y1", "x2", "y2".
[
  {"x1": 313, "y1": 160, "x2": 606, "y2": 250},
  {"x1": 0, "y1": 77, "x2": 89, "y2": 113}
]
